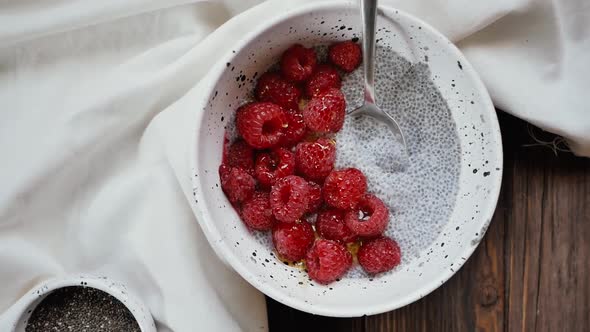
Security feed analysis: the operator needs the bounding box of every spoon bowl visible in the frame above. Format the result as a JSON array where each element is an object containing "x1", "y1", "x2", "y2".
[{"x1": 349, "y1": 103, "x2": 408, "y2": 161}]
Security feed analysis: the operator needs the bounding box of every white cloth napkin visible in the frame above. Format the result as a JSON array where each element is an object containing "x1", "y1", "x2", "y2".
[{"x1": 0, "y1": 0, "x2": 588, "y2": 331}]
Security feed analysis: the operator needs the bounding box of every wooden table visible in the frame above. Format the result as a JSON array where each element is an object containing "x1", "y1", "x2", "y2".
[{"x1": 266, "y1": 112, "x2": 590, "y2": 331}]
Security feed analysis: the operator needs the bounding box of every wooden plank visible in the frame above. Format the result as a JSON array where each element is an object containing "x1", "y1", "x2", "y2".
[
  {"x1": 501, "y1": 116, "x2": 590, "y2": 332},
  {"x1": 266, "y1": 297, "x2": 363, "y2": 331},
  {"x1": 533, "y1": 152, "x2": 590, "y2": 331},
  {"x1": 502, "y1": 118, "x2": 546, "y2": 332}
]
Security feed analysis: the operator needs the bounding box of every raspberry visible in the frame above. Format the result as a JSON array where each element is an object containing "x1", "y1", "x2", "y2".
[
  {"x1": 345, "y1": 194, "x2": 389, "y2": 237},
  {"x1": 306, "y1": 181, "x2": 323, "y2": 214},
  {"x1": 305, "y1": 64, "x2": 341, "y2": 98},
  {"x1": 272, "y1": 221, "x2": 315, "y2": 261},
  {"x1": 254, "y1": 148, "x2": 295, "y2": 188},
  {"x1": 225, "y1": 139, "x2": 254, "y2": 173},
  {"x1": 270, "y1": 175, "x2": 310, "y2": 222},
  {"x1": 358, "y1": 236, "x2": 401, "y2": 274},
  {"x1": 295, "y1": 138, "x2": 336, "y2": 182},
  {"x1": 323, "y1": 168, "x2": 367, "y2": 210},
  {"x1": 236, "y1": 102, "x2": 287, "y2": 149},
  {"x1": 219, "y1": 164, "x2": 255, "y2": 204},
  {"x1": 241, "y1": 192, "x2": 275, "y2": 231},
  {"x1": 255, "y1": 72, "x2": 301, "y2": 110},
  {"x1": 328, "y1": 41, "x2": 362, "y2": 72},
  {"x1": 280, "y1": 44, "x2": 317, "y2": 82},
  {"x1": 280, "y1": 110, "x2": 306, "y2": 147},
  {"x1": 305, "y1": 239, "x2": 352, "y2": 284},
  {"x1": 302, "y1": 88, "x2": 346, "y2": 133},
  {"x1": 316, "y1": 209, "x2": 357, "y2": 243}
]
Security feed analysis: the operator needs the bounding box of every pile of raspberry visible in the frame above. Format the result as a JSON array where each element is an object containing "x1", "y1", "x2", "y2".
[{"x1": 219, "y1": 41, "x2": 402, "y2": 284}]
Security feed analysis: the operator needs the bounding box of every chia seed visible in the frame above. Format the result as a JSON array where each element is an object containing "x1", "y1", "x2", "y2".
[{"x1": 25, "y1": 286, "x2": 141, "y2": 332}]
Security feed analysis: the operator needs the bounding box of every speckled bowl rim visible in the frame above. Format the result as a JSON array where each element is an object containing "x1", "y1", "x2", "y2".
[
  {"x1": 4, "y1": 275, "x2": 156, "y2": 332},
  {"x1": 190, "y1": 1, "x2": 503, "y2": 317}
]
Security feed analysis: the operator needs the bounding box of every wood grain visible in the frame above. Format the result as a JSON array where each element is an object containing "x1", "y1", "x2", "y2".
[{"x1": 266, "y1": 112, "x2": 590, "y2": 332}]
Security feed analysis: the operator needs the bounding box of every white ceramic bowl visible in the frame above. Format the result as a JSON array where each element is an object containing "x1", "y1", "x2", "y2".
[
  {"x1": 191, "y1": 2, "x2": 502, "y2": 317},
  {"x1": 1, "y1": 275, "x2": 156, "y2": 332}
]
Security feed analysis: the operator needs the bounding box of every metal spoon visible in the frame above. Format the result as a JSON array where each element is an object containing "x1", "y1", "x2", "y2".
[{"x1": 350, "y1": 0, "x2": 409, "y2": 164}]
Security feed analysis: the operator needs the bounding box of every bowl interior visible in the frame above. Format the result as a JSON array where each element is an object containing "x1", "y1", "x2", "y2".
[
  {"x1": 192, "y1": 3, "x2": 502, "y2": 316},
  {"x1": 11, "y1": 276, "x2": 155, "y2": 332}
]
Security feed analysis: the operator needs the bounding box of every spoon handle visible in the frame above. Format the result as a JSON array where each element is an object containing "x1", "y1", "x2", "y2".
[{"x1": 360, "y1": 0, "x2": 378, "y2": 105}]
